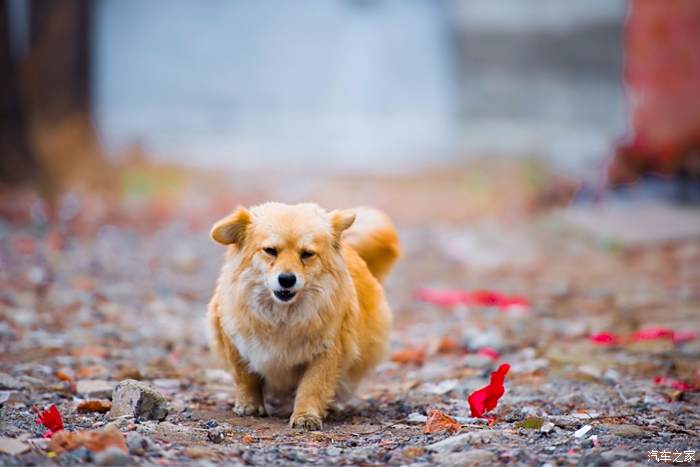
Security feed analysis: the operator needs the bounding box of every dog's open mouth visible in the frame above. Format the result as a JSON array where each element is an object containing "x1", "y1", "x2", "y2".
[{"x1": 273, "y1": 290, "x2": 297, "y2": 302}]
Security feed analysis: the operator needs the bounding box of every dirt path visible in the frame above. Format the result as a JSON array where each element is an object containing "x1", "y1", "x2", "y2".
[{"x1": 1, "y1": 185, "x2": 699, "y2": 465}]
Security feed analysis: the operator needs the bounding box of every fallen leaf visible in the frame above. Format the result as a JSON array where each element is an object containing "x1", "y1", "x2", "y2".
[
  {"x1": 49, "y1": 425, "x2": 127, "y2": 454},
  {"x1": 76, "y1": 365, "x2": 108, "y2": 379},
  {"x1": 514, "y1": 417, "x2": 544, "y2": 429},
  {"x1": 423, "y1": 409, "x2": 461, "y2": 434},
  {"x1": 56, "y1": 368, "x2": 74, "y2": 382},
  {"x1": 414, "y1": 288, "x2": 529, "y2": 311},
  {"x1": 436, "y1": 336, "x2": 463, "y2": 354},
  {"x1": 242, "y1": 434, "x2": 255, "y2": 444},
  {"x1": 391, "y1": 347, "x2": 426, "y2": 365},
  {"x1": 476, "y1": 347, "x2": 500, "y2": 360},
  {"x1": 35, "y1": 405, "x2": 64, "y2": 438},
  {"x1": 468, "y1": 363, "x2": 510, "y2": 418},
  {"x1": 77, "y1": 399, "x2": 112, "y2": 414},
  {"x1": 589, "y1": 332, "x2": 620, "y2": 345},
  {"x1": 653, "y1": 376, "x2": 696, "y2": 392},
  {"x1": 631, "y1": 327, "x2": 675, "y2": 341}
]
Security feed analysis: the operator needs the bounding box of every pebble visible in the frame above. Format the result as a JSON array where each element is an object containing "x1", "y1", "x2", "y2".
[
  {"x1": 0, "y1": 437, "x2": 30, "y2": 455},
  {"x1": 573, "y1": 424, "x2": 593, "y2": 439},
  {"x1": 434, "y1": 448, "x2": 496, "y2": 466},
  {"x1": 94, "y1": 446, "x2": 132, "y2": 466},
  {"x1": 110, "y1": 379, "x2": 168, "y2": 421},
  {"x1": 602, "y1": 423, "x2": 646, "y2": 438},
  {"x1": 125, "y1": 432, "x2": 154, "y2": 455},
  {"x1": 0, "y1": 373, "x2": 26, "y2": 390},
  {"x1": 406, "y1": 412, "x2": 428, "y2": 423},
  {"x1": 207, "y1": 426, "x2": 226, "y2": 444},
  {"x1": 76, "y1": 379, "x2": 116, "y2": 399},
  {"x1": 540, "y1": 422, "x2": 555, "y2": 434},
  {"x1": 427, "y1": 431, "x2": 498, "y2": 453}
]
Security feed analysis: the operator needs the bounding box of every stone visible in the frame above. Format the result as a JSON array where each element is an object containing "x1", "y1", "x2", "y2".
[
  {"x1": 94, "y1": 446, "x2": 132, "y2": 466},
  {"x1": 540, "y1": 422, "x2": 555, "y2": 434},
  {"x1": 406, "y1": 412, "x2": 428, "y2": 423},
  {"x1": 109, "y1": 379, "x2": 168, "y2": 421},
  {"x1": 77, "y1": 380, "x2": 117, "y2": 399},
  {"x1": 573, "y1": 424, "x2": 593, "y2": 439},
  {"x1": 0, "y1": 373, "x2": 25, "y2": 390},
  {"x1": 434, "y1": 448, "x2": 496, "y2": 466},
  {"x1": 125, "y1": 432, "x2": 153, "y2": 455},
  {"x1": 427, "y1": 431, "x2": 498, "y2": 453},
  {"x1": 602, "y1": 424, "x2": 646, "y2": 438},
  {"x1": 0, "y1": 437, "x2": 29, "y2": 455},
  {"x1": 207, "y1": 427, "x2": 226, "y2": 444}
]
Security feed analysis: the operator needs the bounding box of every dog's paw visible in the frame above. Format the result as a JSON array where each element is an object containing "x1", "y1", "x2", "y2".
[
  {"x1": 234, "y1": 401, "x2": 266, "y2": 416},
  {"x1": 289, "y1": 411, "x2": 323, "y2": 430}
]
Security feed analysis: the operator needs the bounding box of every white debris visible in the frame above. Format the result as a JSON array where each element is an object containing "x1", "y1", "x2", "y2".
[{"x1": 573, "y1": 424, "x2": 593, "y2": 439}]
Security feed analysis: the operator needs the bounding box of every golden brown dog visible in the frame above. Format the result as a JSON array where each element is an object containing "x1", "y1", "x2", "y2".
[{"x1": 207, "y1": 203, "x2": 399, "y2": 429}]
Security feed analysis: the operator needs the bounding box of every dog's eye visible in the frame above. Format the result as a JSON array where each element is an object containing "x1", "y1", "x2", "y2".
[
  {"x1": 300, "y1": 250, "x2": 315, "y2": 260},
  {"x1": 263, "y1": 247, "x2": 278, "y2": 257}
]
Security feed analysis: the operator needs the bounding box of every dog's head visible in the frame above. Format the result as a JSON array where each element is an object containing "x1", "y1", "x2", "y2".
[{"x1": 211, "y1": 203, "x2": 355, "y2": 306}]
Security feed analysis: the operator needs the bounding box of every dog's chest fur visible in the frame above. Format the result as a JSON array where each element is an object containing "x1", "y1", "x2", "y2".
[{"x1": 220, "y1": 303, "x2": 334, "y2": 392}]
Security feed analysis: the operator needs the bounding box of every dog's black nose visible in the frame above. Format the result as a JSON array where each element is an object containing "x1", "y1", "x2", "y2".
[{"x1": 278, "y1": 273, "x2": 296, "y2": 289}]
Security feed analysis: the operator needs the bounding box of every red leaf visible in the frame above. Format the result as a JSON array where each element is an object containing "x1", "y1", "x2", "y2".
[
  {"x1": 589, "y1": 332, "x2": 620, "y2": 346},
  {"x1": 468, "y1": 363, "x2": 510, "y2": 418},
  {"x1": 413, "y1": 288, "x2": 466, "y2": 307},
  {"x1": 423, "y1": 409, "x2": 461, "y2": 434},
  {"x1": 476, "y1": 347, "x2": 500, "y2": 360},
  {"x1": 631, "y1": 327, "x2": 675, "y2": 341},
  {"x1": 653, "y1": 376, "x2": 696, "y2": 392},
  {"x1": 35, "y1": 404, "x2": 64, "y2": 438},
  {"x1": 414, "y1": 288, "x2": 529, "y2": 311},
  {"x1": 671, "y1": 330, "x2": 698, "y2": 344}
]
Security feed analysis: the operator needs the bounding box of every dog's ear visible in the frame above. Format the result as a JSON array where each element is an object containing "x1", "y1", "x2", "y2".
[
  {"x1": 330, "y1": 209, "x2": 356, "y2": 238},
  {"x1": 210, "y1": 207, "x2": 252, "y2": 246}
]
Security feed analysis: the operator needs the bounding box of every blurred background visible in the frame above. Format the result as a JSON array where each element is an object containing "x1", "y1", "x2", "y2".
[{"x1": 2, "y1": 0, "x2": 699, "y2": 200}]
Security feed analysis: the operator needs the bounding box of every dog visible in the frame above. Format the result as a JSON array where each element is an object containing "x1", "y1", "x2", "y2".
[{"x1": 207, "y1": 202, "x2": 399, "y2": 429}]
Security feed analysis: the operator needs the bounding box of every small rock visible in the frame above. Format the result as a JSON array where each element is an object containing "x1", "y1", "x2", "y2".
[
  {"x1": 406, "y1": 412, "x2": 428, "y2": 424},
  {"x1": 511, "y1": 358, "x2": 549, "y2": 374},
  {"x1": 0, "y1": 373, "x2": 25, "y2": 390},
  {"x1": 77, "y1": 380, "x2": 116, "y2": 399},
  {"x1": 0, "y1": 437, "x2": 30, "y2": 455},
  {"x1": 207, "y1": 426, "x2": 226, "y2": 444},
  {"x1": 427, "y1": 431, "x2": 498, "y2": 453},
  {"x1": 326, "y1": 446, "x2": 342, "y2": 456},
  {"x1": 94, "y1": 446, "x2": 132, "y2": 466},
  {"x1": 110, "y1": 379, "x2": 168, "y2": 421},
  {"x1": 602, "y1": 423, "x2": 646, "y2": 438},
  {"x1": 183, "y1": 446, "x2": 213, "y2": 459},
  {"x1": 540, "y1": 422, "x2": 555, "y2": 434},
  {"x1": 422, "y1": 379, "x2": 458, "y2": 395},
  {"x1": 125, "y1": 432, "x2": 153, "y2": 455},
  {"x1": 434, "y1": 448, "x2": 496, "y2": 466},
  {"x1": 573, "y1": 424, "x2": 593, "y2": 439}
]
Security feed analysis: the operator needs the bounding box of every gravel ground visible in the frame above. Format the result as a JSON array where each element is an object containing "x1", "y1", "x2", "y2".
[{"x1": 1, "y1": 174, "x2": 699, "y2": 466}]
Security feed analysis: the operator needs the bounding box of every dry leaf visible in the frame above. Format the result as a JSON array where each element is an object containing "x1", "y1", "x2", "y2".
[
  {"x1": 390, "y1": 348, "x2": 426, "y2": 365},
  {"x1": 49, "y1": 425, "x2": 127, "y2": 454},
  {"x1": 77, "y1": 399, "x2": 112, "y2": 414},
  {"x1": 423, "y1": 409, "x2": 461, "y2": 434}
]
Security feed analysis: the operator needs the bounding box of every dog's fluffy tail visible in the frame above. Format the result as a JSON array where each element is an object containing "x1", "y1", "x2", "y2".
[{"x1": 343, "y1": 207, "x2": 400, "y2": 282}]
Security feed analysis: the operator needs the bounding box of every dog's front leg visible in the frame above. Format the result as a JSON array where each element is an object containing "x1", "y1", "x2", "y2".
[
  {"x1": 230, "y1": 356, "x2": 266, "y2": 416},
  {"x1": 290, "y1": 348, "x2": 340, "y2": 430},
  {"x1": 222, "y1": 341, "x2": 265, "y2": 416}
]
